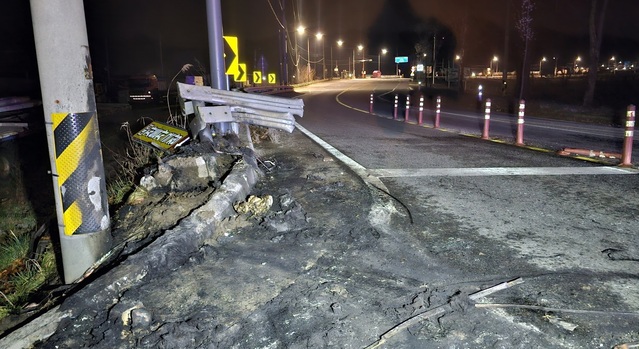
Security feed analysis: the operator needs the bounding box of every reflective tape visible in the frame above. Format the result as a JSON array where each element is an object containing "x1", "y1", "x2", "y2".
[{"x1": 52, "y1": 112, "x2": 108, "y2": 236}]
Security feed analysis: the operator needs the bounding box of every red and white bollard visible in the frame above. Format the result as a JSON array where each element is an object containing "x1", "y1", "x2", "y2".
[
  {"x1": 393, "y1": 94, "x2": 398, "y2": 119},
  {"x1": 434, "y1": 96, "x2": 441, "y2": 128},
  {"x1": 621, "y1": 104, "x2": 635, "y2": 167},
  {"x1": 369, "y1": 93, "x2": 374, "y2": 113},
  {"x1": 482, "y1": 98, "x2": 491, "y2": 140},
  {"x1": 405, "y1": 95, "x2": 410, "y2": 122},
  {"x1": 516, "y1": 99, "x2": 526, "y2": 145},
  {"x1": 418, "y1": 95, "x2": 424, "y2": 125}
]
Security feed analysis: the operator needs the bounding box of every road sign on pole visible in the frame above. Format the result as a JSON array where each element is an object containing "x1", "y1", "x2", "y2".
[
  {"x1": 253, "y1": 71, "x2": 262, "y2": 84},
  {"x1": 223, "y1": 36, "x2": 239, "y2": 76},
  {"x1": 235, "y1": 63, "x2": 247, "y2": 82},
  {"x1": 268, "y1": 73, "x2": 276, "y2": 84}
]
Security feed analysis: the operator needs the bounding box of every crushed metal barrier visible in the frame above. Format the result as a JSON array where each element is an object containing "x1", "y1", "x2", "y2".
[{"x1": 177, "y1": 82, "x2": 304, "y2": 141}]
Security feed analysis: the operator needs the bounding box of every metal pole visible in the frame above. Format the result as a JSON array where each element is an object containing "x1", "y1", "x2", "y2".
[
  {"x1": 30, "y1": 0, "x2": 111, "y2": 283},
  {"x1": 621, "y1": 104, "x2": 635, "y2": 167},
  {"x1": 205, "y1": 0, "x2": 235, "y2": 134}
]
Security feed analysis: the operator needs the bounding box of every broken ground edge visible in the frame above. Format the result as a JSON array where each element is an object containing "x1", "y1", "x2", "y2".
[{"x1": 0, "y1": 159, "x2": 259, "y2": 349}]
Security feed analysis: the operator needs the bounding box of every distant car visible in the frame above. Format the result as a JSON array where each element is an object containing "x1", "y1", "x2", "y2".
[{"x1": 372, "y1": 70, "x2": 382, "y2": 78}]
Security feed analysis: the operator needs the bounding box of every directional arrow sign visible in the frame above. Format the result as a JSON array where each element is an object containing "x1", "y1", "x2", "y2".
[
  {"x1": 223, "y1": 36, "x2": 239, "y2": 76},
  {"x1": 234, "y1": 63, "x2": 247, "y2": 82},
  {"x1": 268, "y1": 73, "x2": 276, "y2": 84},
  {"x1": 253, "y1": 71, "x2": 262, "y2": 84}
]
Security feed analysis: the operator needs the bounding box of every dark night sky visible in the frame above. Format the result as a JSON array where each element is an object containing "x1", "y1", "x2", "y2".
[{"x1": 2, "y1": 0, "x2": 639, "y2": 93}]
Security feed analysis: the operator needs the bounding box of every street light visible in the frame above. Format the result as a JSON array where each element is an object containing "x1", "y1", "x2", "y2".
[
  {"x1": 296, "y1": 26, "x2": 311, "y2": 82},
  {"x1": 358, "y1": 44, "x2": 364, "y2": 78},
  {"x1": 491, "y1": 56, "x2": 499, "y2": 76},
  {"x1": 539, "y1": 57, "x2": 546, "y2": 76},
  {"x1": 336, "y1": 39, "x2": 343, "y2": 77},
  {"x1": 574, "y1": 56, "x2": 581, "y2": 73},
  {"x1": 378, "y1": 48, "x2": 387, "y2": 72},
  {"x1": 315, "y1": 32, "x2": 324, "y2": 79}
]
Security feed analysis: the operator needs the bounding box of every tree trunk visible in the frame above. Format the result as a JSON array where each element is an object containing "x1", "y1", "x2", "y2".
[{"x1": 583, "y1": 0, "x2": 609, "y2": 107}]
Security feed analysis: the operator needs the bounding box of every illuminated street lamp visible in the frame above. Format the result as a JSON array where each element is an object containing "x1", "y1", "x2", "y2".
[
  {"x1": 315, "y1": 32, "x2": 324, "y2": 79},
  {"x1": 489, "y1": 56, "x2": 498, "y2": 76},
  {"x1": 378, "y1": 48, "x2": 387, "y2": 72},
  {"x1": 539, "y1": 57, "x2": 546, "y2": 76},
  {"x1": 358, "y1": 44, "x2": 364, "y2": 77},
  {"x1": 334, "y1": 39, "x2": 344, "y2": 78},
  {"x1": 574, "y1": 56, "x2": 581, "y2": 73},
  {"x1": 296, "y1": 26, "x2": 311, "y2": 82}
]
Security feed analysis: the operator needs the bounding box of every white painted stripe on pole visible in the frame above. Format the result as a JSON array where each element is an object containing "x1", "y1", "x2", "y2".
[
  {"x1": 368, "y1": 166, "x2": 638, "y2": 178},
  {"x1": 518, "y1": 119, "x2": 525, "y2": 124},
  {"x1": 626, "y1": 131, "x2": 634, "y2": 137}
]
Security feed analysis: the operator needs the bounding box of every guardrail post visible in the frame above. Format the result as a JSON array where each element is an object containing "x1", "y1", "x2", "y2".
[
  {"x1": 369, "y1": 93, "x2": 374, "y2": 113},
  {"x1": 404, "y1": 95, "x2": 410, "y2": 122},
  {"x1": 393, "y1": 94, "x2": 398, "y2": 119},
  {"x1": 516, "y1": 99, "x2": 525, "y2": 145},
  {"x1": 621, "y1": 104, "x2": 635, "y2": 167},
  {"x1": 434, "y1": 96, "x2": 441, "y2": 128},
  {"x1": 482, "y1": 98, "x2": 491, "y2": 140},
  {"x1": 418, "y1": 95, "x2": 424, "y2": 125}
]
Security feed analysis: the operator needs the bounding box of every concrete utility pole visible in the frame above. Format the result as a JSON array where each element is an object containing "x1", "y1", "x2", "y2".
[{"x1": 30, "y1": 0, "x2": 112, "y2": 283}]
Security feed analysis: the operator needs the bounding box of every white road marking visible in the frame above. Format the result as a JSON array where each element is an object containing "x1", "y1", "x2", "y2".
[
  {"x1": 295, "y1": 123, "x2": 390, "y2": 192},
  {"x1": 368, "y1": 166, "x2": 638, "y2": 177}
]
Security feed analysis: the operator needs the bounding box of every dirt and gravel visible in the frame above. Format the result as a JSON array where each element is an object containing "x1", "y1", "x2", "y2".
[{"x1": 0, "y1": 120, "x2": 630, "y2": 349}]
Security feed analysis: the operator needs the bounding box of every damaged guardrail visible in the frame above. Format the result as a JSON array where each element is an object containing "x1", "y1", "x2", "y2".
[{"x1": 177, "y1": 82, "x2": 304, "y2": 140}]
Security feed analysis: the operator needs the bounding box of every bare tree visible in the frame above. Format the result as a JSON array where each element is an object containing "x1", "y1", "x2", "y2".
[
  {"x1": 583, "y1": 0, "x2": 609, "y2": 107},
  {"x1": 515, "y1": 0, "x2": 534, "y2": 101}
]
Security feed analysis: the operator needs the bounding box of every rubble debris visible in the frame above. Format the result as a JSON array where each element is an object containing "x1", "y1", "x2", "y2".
[
  {"x1": 233, "y1": 195, "x2": 273, "y2": 217},
  {"x1": 365, "y1": 278, "x2": 524, "y2": 349}
]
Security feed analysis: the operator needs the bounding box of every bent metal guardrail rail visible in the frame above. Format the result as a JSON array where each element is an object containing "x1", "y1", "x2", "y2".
[{"x1": 177, "y1": 82, "x2": 304, "y2": 140}]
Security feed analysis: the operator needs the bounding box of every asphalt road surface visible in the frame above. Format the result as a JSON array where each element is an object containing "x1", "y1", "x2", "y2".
[{"x1": 6, "y1": 79, "x2": 639, "y2": 348}]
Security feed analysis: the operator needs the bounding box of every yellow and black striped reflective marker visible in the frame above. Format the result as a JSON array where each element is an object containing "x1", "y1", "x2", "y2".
[{"x1": 52, "y1": 112, "x2": 108, "y2": 236}]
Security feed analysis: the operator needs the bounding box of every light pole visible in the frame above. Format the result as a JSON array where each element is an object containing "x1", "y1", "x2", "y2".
[
  {"x1": 552, "y1": 56, "x2": 557, "y2": 76},
  {"x1": 574, "y1": 56, "x2": 581, "y2": 73},
  {"x1": 378, "y1": 48, "x2": 387, "y2": 73},
  {"x1": 490, "y1": 56, "x2": 498, "y2": 76},
  {"x1": 539, "y1": 57, "x2": 546, "y2": 76},
  {"x1": 336, "y1": 39, "x2": 343, "y2": 78},
  {"x1": 296, "y1": 25, "x2": 311, "y2": 82},
  {"x1": 315, "y1": 32, "x2": 324, "y2": 79},
  {"x1": 358, "y1": 44, "x2": 364, "y2": 78}
]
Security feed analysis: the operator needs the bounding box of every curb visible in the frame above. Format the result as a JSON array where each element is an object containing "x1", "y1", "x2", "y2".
[{"x1": 0, "y1": 160, "x2": 258, "y2": 349}]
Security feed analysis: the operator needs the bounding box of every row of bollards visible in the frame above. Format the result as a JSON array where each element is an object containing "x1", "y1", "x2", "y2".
[{"x1": 370, "y1": 92, "x2": 635, "y2": 165}]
